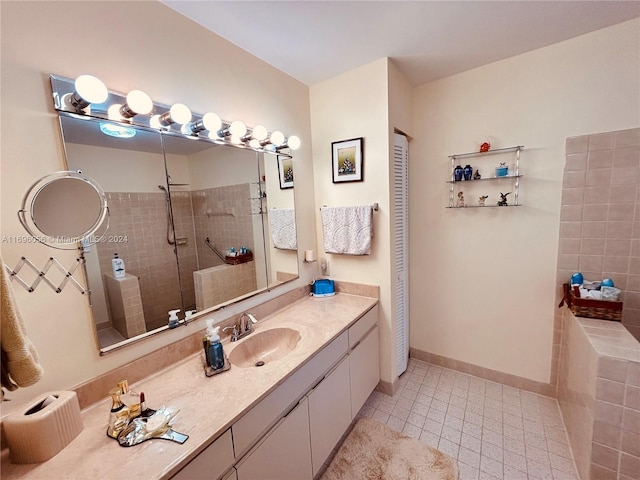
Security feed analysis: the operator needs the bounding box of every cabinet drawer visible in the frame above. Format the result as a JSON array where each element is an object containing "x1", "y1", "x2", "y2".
[
  {"x1": 232, "y1": 331, "x2": 348, "y2": 457},
  {"x1": 172, "y1": 429, "x2": 234, "y2": 480},
  {"x1": 348, "y1": 304, "x2": 378, "y2": 348}
]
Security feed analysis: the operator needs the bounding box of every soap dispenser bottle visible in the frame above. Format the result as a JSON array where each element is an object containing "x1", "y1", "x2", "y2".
[
  {"x1": 112, "y1": 253, "x2": 125, "y2": 279},
  {"x1": 107, "y1": 387, "x2": 130, "y2": 439},
  {"x1": 168, "y1": 309, "x2": 180, "y2": 329},
  {"x1": 205, "y1": 320, "x2": 225, "y2": 370}
]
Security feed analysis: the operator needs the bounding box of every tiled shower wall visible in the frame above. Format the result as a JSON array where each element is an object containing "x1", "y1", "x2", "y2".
[
  {"x1": 97, "y1": 186, "x2": 256, "y2": 332},
  {"x1": 556, "y1": 128, "x2": 640, "y2": 340},
  {"x1": 191, "y1": 184, "x2": 254, "y2": 270},
  {"x1": 98, "y1": 192, "x2": 184, "y2": 331}
]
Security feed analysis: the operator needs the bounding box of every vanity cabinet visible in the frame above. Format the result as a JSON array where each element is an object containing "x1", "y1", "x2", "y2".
[
  {"x1": 232, "y1": 331, "x2": 349, "y2": 458},
  {"x1": 176, "y1": 304, "x2": 379, "y2": 480},
  {"x1": 172, "y1": 429, "x2": 234, "y2": 480},
  {"x1": 221, "y1": 468, "x2": 237, "y2": 480},
  {"x1": 236, "y1": 398, "x2": 312, "y2": 480},
  {"x1": 308, "y1": 356, "x2": 351, "y2": 476}
]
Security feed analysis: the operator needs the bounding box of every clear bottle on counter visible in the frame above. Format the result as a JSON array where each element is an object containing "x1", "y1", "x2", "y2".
[
  {"x1": 107, "y1": 388, "x2": 130, "y2": 439},
  {"x1": 117, "y1": 380, "x2": 141, "y2": 420}
]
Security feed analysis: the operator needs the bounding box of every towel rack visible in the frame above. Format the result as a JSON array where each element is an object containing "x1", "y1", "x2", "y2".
[
  {"x1": 4, "y1": 256, "x2": 88, "y2": 294},
  {"x1": 320, "y1": 203, "x2": 379, "y2": 212}
]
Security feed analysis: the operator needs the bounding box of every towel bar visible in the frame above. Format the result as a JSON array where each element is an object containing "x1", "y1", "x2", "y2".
[{"x1": 320, "y1": 203, "x2": 378, "y2": 212}]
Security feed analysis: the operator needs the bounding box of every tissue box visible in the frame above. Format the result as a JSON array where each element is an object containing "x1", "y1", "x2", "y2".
[
  {"x1": 311, "y1": 279, "x2": 335, "y2": 297},
  {"x1": 4, "y1": 391, "x2": 83, "y2": 464}
]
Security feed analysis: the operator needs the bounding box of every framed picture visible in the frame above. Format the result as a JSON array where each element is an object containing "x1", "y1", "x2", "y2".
[
  {"x1": 277, "y1": 155, "x2": 294, "y2": 189},
  {"x1": 332, "y1": 137, "x2": 364, "y2": 183}
]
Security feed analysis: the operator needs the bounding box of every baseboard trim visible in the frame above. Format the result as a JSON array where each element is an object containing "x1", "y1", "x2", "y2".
[
  {"x1": 376, "y1": 377, "x2": 399, "y2": 396},
  {"x1": 409, "y1": 348, "x2": 557, "y2": 398}
]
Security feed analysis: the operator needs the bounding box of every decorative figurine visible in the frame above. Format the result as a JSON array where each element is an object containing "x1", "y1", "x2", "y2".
[
  {"x1": 463, "y1": 165, "x2": 473, "y2": 181},
  {"x1": 473, "y1": 169, "x2": 481, "y2": 180},
  {"x1": 497, "y1": 192, "x2": 511, "y2": 206},
  {"x1": 457, "y1": 191, "x2": 465, "y2": 207},
  {"x1": 480, "y1": 141, "x2": 491, "y2": 153},
  {"x1": 454, "y1": 165, "x2": 464, "y2": 182},
  {"x1": 495, "y1": 162, "x2": 508, "y2": 177},
  {"x1": 478, "y1": 195, "x2": 488, "y2": 206}
]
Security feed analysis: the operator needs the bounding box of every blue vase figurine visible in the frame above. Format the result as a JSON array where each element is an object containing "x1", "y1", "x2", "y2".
[
  {"x1": 463, "y1": 165, "x2": 473, "y2": 181},
  {"x1": 454, "y1": 165, "x2": 464, "y2": 182}
]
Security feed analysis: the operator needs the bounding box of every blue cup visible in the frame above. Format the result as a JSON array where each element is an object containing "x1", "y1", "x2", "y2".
[{"x1": 601, "y1": 278, "x2": 614, "y2": 287}]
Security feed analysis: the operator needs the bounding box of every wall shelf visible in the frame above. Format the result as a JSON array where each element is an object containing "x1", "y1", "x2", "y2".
[{"x1": 447, "y1": 145, "x2": 524, "y2": 208}]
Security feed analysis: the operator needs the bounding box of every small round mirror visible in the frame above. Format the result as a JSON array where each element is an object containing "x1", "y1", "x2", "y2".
[{"x1": 19, "y1": 171, "x2": 108, "y2": 249}]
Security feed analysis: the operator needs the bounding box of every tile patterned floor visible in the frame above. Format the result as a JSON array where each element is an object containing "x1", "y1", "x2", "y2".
[{"x1": 359, "y1": 359, "x2": 579, "y2": 480}]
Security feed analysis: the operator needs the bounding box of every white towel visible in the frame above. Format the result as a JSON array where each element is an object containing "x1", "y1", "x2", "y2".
[
  {"x1": 321, "y1": 206, "x2": 372, "y2": 255},
  {"x1": 269, "y1": 208, "x2": 298, "y2": 250}
]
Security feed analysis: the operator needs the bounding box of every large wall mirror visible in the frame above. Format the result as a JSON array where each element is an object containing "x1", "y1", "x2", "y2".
[{"x1": 58, "y1": 113, "x2": 299, "y2": 353}]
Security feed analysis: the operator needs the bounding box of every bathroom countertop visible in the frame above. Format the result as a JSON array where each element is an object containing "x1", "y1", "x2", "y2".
[{"x1": 1, "y1": 293, "x2": 378, "y2": 480}]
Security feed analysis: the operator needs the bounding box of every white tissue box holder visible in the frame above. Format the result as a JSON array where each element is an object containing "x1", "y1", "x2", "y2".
[{"x1": 4, "y1": 390, "x2": 83, "y2": 464}]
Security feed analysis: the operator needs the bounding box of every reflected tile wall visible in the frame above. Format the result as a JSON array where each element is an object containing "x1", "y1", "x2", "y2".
[
  {"x1": 97, "y1": 192, "x2": 182, "y2": 332},
  {"x1": 192, "y1": 184, "x2": 254, "y2": 270}
]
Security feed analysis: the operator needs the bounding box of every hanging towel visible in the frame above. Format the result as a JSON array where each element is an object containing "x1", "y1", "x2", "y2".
[
  {"x1": 269, "y1": 208, "x2": 298, "y2": 250},
  {"x1": 1, "y1": 257, "x2": 44, "y2": 391},
  {"x1": 321, "y1": 206, "x2": 373, "y2": 255}
]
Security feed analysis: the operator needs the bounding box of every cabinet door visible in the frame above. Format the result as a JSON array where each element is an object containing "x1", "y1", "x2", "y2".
[
  {"x1": 171, "y1": 429, "x2": 234, "y2": 480},
  {"x1": 350, "y1": 326, "x2": 380, "y2": 418},
  {"x1": 221, "y1": 468, "x2": 237, "y2": 480},
  {"x1": 308, "y1": 356, "x2": 351, "y2": 476},
  {"x1": 236, "y1": 397, "x2": 312, "y2": 480}
]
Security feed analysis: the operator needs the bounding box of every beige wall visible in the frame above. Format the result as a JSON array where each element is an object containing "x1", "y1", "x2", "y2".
[
  {"x1": 0, "y1": 0, "x2": 314, "y2": 414},
  {"x1": 309, "y1": 58, "x2": 396, "y2": 385},
  {"x1": 410, "y1": 19, "x2": 640, "y2": 383}
]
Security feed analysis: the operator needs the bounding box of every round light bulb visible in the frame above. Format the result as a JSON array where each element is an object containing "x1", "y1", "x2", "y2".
[
  {"x1": 170, "y1": 103, "x2": 192, "y2": 125},
  {"x1": 150, "y1": 115, "x2": 162, "y2": 129},
  {"x1": 230, "y1": 135, "x2": 243, "y2": 144},
  {"x1": 126, "y1": 89, "x2": 153, "y2": 115},
  {"x1": 74, "y1": 74, "x2": 108, "y2": 104},
  {"x1": 208, "y1": 131, "x2": 221, "y2": 140},
  {"x1": 249, "y1": 139, "x2": 261, "y2": 149},
  {"x1": 287, "y1": 135, "x2": 301, "y2": 150},
  {"x1": 108, "y1": 104, "x2": 123, "y2": 120},
  {"x1": 229, "y1": 120, "x2": 247, "y2": 137},
  {"x1": 270, "y1": 131, "x2": 285, "y2": 146},
  {"x1": 252, "y1": 125, "x2": 268, "y2": 141},
  {"x1": 202, "y1": 113, "x2": 222, "y2": 132}
]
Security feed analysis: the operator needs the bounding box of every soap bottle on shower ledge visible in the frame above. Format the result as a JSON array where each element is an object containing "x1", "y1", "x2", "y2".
[{"x1": 112, "y1": 253, "x2": 125, "y2": 279}]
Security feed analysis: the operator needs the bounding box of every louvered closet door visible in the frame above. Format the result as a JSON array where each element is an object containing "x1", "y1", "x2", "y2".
[{"x1": 393, "y1": 133, "x2": 409, "y2": 376}]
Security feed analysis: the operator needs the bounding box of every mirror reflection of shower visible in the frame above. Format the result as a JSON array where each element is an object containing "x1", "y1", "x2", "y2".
[
  {"x1": 158, "y1": 184, "x2": 175, "y2": 245},
  {"x1": 159, "y1": 176, "x2": 189, "y2": 246}
]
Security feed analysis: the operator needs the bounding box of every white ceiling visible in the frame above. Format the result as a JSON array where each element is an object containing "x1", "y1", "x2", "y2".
[{"x1": 161, "y1": 1, "x2": 640, "y2": 87}]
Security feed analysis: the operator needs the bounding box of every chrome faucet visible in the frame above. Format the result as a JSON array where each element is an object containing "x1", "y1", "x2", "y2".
[{"x1": 223, "y1": 313, "x2": 258, "y2": 342}]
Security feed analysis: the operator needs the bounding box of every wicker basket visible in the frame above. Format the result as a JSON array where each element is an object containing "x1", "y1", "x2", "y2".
[{"x1": 560, "y1": 283, "x2": 623, "y2": 321}]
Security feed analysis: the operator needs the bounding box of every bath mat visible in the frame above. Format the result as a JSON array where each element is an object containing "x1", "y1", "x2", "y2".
[{"x1": 321, "y1": 417, "x2": 459, "y2": 480}]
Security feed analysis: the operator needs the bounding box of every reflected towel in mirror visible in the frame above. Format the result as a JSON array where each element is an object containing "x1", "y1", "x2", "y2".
[
  {"x1": 269, "y1": 208, "x2": 297, "y2": 250},
  {"x1": 321, "y1": 206, "x2": 372, "y2": 255}
]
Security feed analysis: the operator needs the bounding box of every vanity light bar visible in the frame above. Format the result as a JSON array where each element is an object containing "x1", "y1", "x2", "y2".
[{"x1": 49, "y1": 73, "x2": 301, "y2": 154}]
